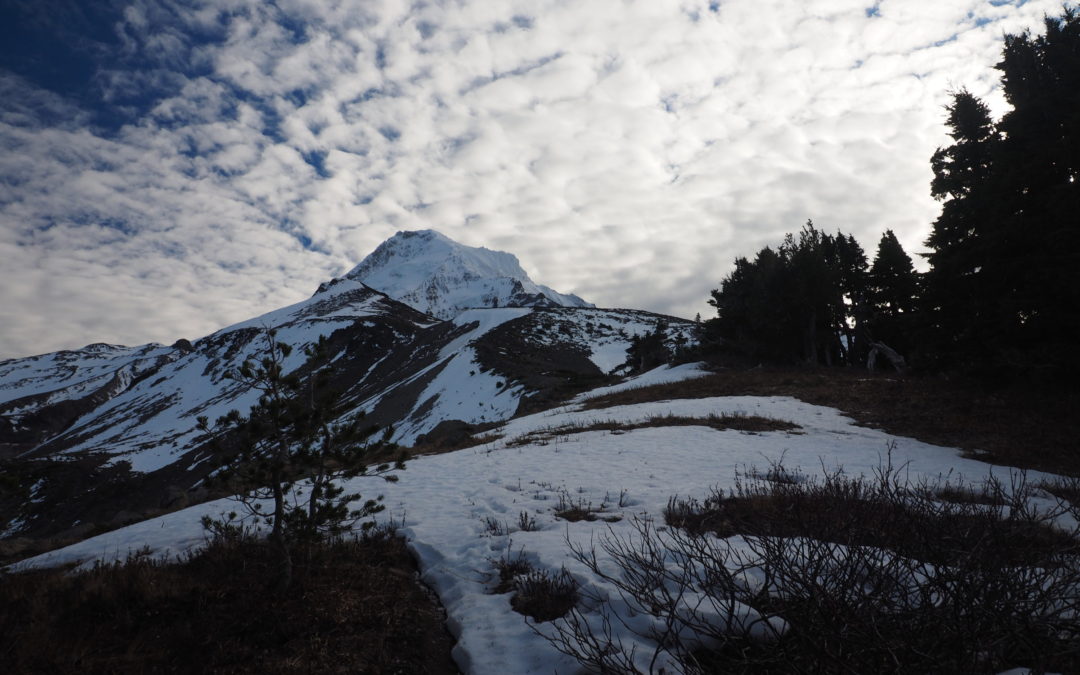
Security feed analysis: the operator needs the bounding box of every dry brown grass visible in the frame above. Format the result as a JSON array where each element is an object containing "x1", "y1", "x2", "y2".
[
  {"x1": 488, "y1": 547, "x2": 578, "y2": 623},
  {"x1": 581, "y1": 367, "x2": 1080, "y2": 476},
  {"x1": 1040, "y1": 476, "x2": 1080, "y2": 507},
  {"x1": 510, "y1": 568, "x2": 578, "y2": 623},
  {"x1": 504, "y1": 413, "x2": 799, "y2": 450},
  {"x1": 551, "y1": 491, "x2": 622, "y2": 523},
  {"x1": 0, "y1": 532, "x2": 458, "y2": 674}
]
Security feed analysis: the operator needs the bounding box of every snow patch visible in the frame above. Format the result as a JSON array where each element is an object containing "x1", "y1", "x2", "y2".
[{"x1": 572, "y1": 362, "x2": 711, "y2": 402}]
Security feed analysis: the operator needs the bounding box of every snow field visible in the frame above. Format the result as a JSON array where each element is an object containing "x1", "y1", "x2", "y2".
[{"x1": 13, "y1": 386, "x2": 1069, "y2": 674}]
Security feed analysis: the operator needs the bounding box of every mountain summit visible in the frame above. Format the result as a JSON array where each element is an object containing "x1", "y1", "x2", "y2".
[{"x1": 344, "y1": 229, "x2": 592, "y2": 319}]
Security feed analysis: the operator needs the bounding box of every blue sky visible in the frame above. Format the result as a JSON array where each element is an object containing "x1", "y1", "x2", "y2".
[{"x1": 0, "y1": 0, "x2": 1065, "y2": 358}]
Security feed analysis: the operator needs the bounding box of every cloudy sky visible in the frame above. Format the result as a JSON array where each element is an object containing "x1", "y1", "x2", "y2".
[{"x1": 0, "y1": 0, "x2": 1065, "y2": 358}]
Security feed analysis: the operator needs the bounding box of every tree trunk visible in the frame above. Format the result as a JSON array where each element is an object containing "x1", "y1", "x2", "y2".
[
  {"x1": 271, "y1": 440, "x2": 292, "y2": 592},
  {"x1": 806, "y1": 311, "x2": 818, "y2": 365},
  {"x1": 308, "y1": 428, "x2": 330, "y2": 529}
]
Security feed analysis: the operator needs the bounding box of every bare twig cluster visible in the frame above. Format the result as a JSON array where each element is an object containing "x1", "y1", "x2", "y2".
[{"x1": 543, "y1": 458, "x2": 1080, "y2": 673}]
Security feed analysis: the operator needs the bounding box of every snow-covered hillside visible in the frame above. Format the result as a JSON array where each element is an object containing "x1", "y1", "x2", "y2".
[
  {"x1": 350, "y1": 306, "x2": 697, "y2": 446},
  {"x1": 0, "y1": 280, "x2": 445, "y2": 541},
  {"x1": 345, "y1": 229, "x2": 593, "y2": 319},
  {"x1": 14, "y1": 366, "x2": 1069, "y2": 674},
  {"x1": 5, "y1": 281, "x2": 426, "y2": 471},
  {"x1": 1, "y1": 282, "x2": 692, "y2": 543},
  {"x1": 0, "y1": 342, "x2": 177, "y2": 439}
]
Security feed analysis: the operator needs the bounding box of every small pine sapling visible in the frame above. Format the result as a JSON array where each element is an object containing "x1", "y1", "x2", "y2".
[{"x1": 197, "y1": 329, "x2": 405, "y2": 592}]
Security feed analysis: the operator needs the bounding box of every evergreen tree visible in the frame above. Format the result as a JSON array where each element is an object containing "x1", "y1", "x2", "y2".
[
  {"x1": 923, "y1": 9, "x2": 1080, "y2": 376},
  {"x1": 783, "y1": 224, "x2": 833, "y2": 364},
  {"x1": 989, "y1": 8, "x2": 1080, "y2": 373},
  {"x1": 779, "y1": 222, "x2": 869, "y2": 366},
  {"x1": 708, "y1": 222, "x2": 867, "y2": 366},
  {"x1": 198, "y1": 329, "x2": 404, "y2": 592},
  {"x1": 867, "y1": 230, "x2": 919, "y2": 360},
  {"x1": 825, "y1": 231, "x2": 870, "y2": 364},
  {"x1": 625, "y1": 320, "x2": 672, "y2": 373},
  {"x1": 922, "y1": 90, "x2": 999, "y2": 368},
  {"x1": 708, "y1": 246, "x2": 797, "y2": 362}
]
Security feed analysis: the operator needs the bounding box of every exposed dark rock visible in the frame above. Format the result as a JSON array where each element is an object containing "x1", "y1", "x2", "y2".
[{"x1": 414, "y1": 420, "x2": 482, "y2": 449}]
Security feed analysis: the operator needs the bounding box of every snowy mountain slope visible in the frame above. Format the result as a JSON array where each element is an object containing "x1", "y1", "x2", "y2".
[
  {"x1": 1, "y1": 303, "x2": 692, "y2": 544},
  {"x1": 344, "y1": 229, "x2": 593, "y2": 319},
  {"x1": 24, "y1": 281, "x2": 427, "y2": 469},
  {"x1": 324, "y1": 306, "x2": 697, "y2": 448},
  {"x1": 0, "y1": 279, "x2": 406, "y2": 442},
  {"x1": 383, "y1": 308, "x2": 534, "y2": 446},
  {"x1": 13, "y1": 372, "x2": 1065, "y2": 674},
  {"x1": 0, "y1": 342, "x2": 179, "y2": 454},
  {"x1": 0, "y1": 342, "x2": 166, "y2": 404},
  {"x1": 2, "y1": 303, "x2": 696, "y2": 473},
  {"x1": 0, "y1": 282, "x2": 440, "y2": 541},
  {"x1": 0, "y1": 230, "x2": 696, "y2": 552},
  {"x1": 477, "y1": 306, "x2": 698, "y2": 375}
]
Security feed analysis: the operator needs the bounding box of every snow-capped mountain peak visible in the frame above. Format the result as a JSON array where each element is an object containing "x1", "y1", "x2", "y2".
[{"x1": 344, "y1": 229, "x2": 592, "y2": 319}]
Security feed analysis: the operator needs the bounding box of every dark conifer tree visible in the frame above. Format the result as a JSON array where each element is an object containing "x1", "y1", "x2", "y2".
[
  {"x1": 988, "y1": 9, "x2": 1080, "y2": 373},
  {"x1": 825, "y1": 232, "x2": 870, "y2": 364},
  {"x1": 625, "y1": 320, "x2": 672, "y2": 373},
  {"x1": 708, "y1": 222, "x2": 866, "y2": 366},
  {"x1": 198, "y1": 330, "x2": 404, "y2": 592},
  {"x1": 783, "y1": 223, "x2": 834, "y2": 364},
  {"x1": 708, "y1": 246, "x2": 798, "y2": 363},
  {"x1": 922, "y1": 90, "x2": 998, "y2": 368},
  {"x1": 867, "y1": 230, "x2": 919, "y2": 359},
  {"x1": 923, "y1": 9, "x2": 1080, "y2": 376}
]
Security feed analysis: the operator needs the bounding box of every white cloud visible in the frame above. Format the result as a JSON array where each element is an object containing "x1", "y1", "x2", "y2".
[{"x1": 0, "y1": 0, "x2": 1067, "y2": 358}]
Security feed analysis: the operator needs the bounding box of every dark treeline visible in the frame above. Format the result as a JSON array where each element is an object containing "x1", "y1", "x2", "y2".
[
  {"x1": 705, "y1": 8, "x2": 1079, "y2": 380},
  {"x1": 704, "y1": 223, "x2": 915, "y2": 370}
]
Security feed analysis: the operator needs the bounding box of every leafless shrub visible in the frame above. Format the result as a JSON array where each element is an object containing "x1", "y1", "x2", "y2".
[
  {"x1": 481, "y1": 515, "x2": 508, "y2": 537},
  {"x1": 490, "y1": 545, "x2": 534, "y2": 594},
  {"x1": 487, "y1": 544, "x2": 579, "y2": 621},
  {"x1": 1040, "y1": 475, "x2": 1080, "y2": 516},
  {"x1": 556, "y1": 491, "x2": 598, "y2": 522},
  {"x1": 544, "y1": 462, "x2": 1080, "y2": 673},
  {"x1": 511, "y1": 567, "x2": 579, "y2": 622},
  {"x1": 554, "y1": 490, "x2": 621, "y2": 523},
  {"x1": 518, "y1": 510, "x2": 541, "y2": 532}
]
